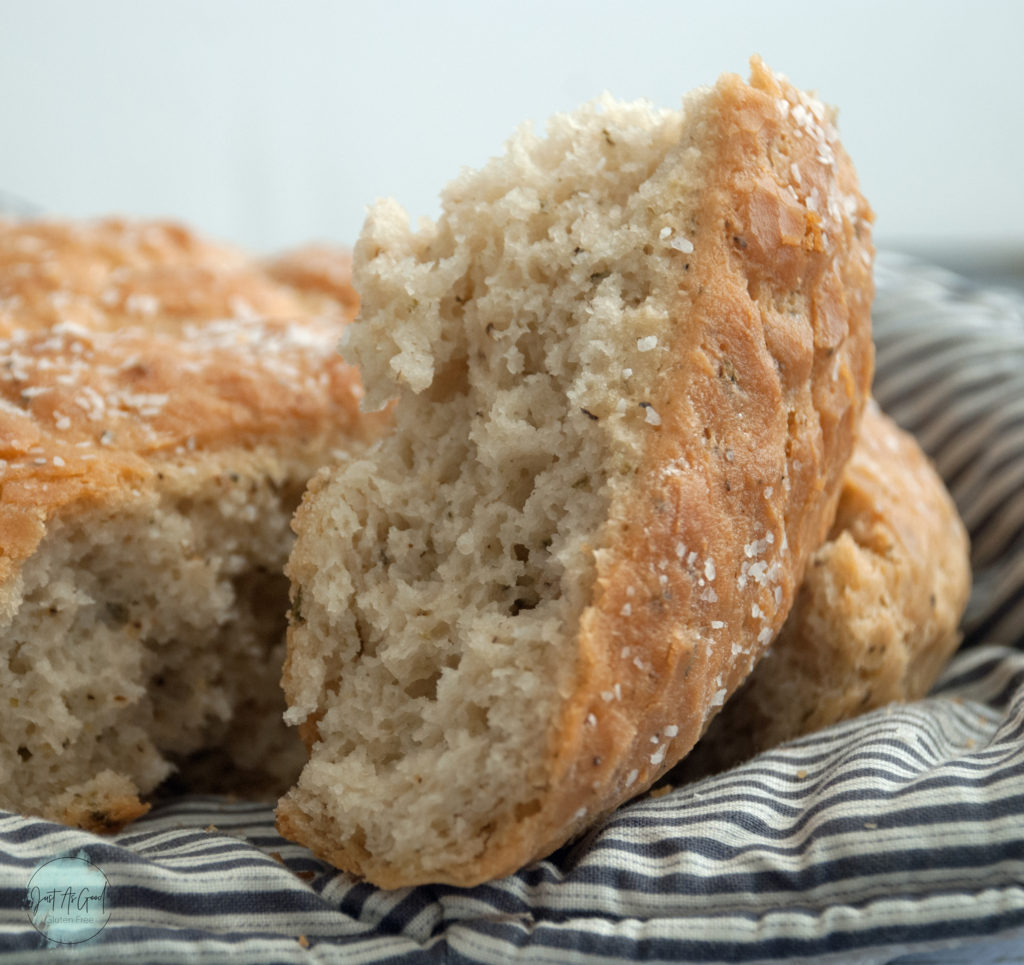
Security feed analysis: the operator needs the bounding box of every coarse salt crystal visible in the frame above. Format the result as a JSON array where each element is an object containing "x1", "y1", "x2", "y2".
[
  {"x1": 664, "y1": 725, "x2": 679, "y2": 738},
  {"x1": 650, "y1": 745, "x2": 667, "y2": 766},
  {"x1": 637, "y1": 335, "x2": 658, "y2": 352},
  {"x1": 229, "y1": 296, "x2": 256, "y2": 319},
  {"x1": 745, "y1": 537, "x2": 771, "y2": 558},
  {"x1": 125, "y1": 293, "x2": 160, "y2": 316}
]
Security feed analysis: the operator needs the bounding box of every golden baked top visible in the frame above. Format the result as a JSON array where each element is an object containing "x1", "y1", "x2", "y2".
[{"x1": 0, "y1": 217, "x2": 383, "y2": 586}]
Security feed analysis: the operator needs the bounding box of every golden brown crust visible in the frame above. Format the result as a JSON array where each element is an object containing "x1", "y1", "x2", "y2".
[
  {"x1": 264, "y1": 245, "x2": 360, "y2": 317},
  {"x1": 51, "y1": 772, "x2": 152, "y2": 834},
  {"x1": 0, "y1": 217, "x2": 303, "y2": 337},
  {"x1": 0, "y1": 219, "x2": 388, "y2": 589},
  {"x1": 679, "y1": 402, "x2": 970, "y2": 777}
]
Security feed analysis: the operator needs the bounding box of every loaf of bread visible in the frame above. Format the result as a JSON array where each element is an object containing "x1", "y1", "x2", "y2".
[
  {"x1": 679, "y1": 401, "x2": 971, "y2": 778},
  {"x1": 0, "y1": 218, "x2": 386, "y2": 830},
  {"x1": 277, "y1": 59, "x2": 876, "y2": 887}
]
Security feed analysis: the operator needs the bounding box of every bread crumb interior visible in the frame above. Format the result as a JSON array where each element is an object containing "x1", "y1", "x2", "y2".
[
  {"x1": 287, "y1": 92, "x2": 714, "y2": 871},
  {"x1": 0, "y1": 452, "x2": 310, "y2": 820}
]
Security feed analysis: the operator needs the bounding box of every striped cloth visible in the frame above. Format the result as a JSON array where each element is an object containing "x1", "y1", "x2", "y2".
[{"x1": 1, "y1": 252, "x2": 1023, "y2": 963}]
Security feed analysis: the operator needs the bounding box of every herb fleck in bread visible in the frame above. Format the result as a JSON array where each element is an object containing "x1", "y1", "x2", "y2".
[
  {"x1": 278, "y1": 58, "x2": 875, "y2": 887},
  {"x1": 0, "y1": 218, "x2": 387, "y2": 830}
]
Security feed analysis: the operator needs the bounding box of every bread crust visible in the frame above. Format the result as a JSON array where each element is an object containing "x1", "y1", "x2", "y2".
[
  {"x1": 49, "y1": 771, "x2": 152, "y2": 834},
  {"x1": 679, "y1": 401, "x2": 971, "y2": 777},
  {"x1": 277, "y1": 60, "x2": 875, "y2": 887}
]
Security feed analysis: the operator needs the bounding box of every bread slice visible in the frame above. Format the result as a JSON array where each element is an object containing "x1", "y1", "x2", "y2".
[
  {"x1": 679, "y1": 401, "x2": 971, "y2": 777},
  {"x1": 0, "y1": 218, "x2": 387, "y2": 830},
  {"x1": 278, "y1": 59, "x2": 875, "y2": 887}
]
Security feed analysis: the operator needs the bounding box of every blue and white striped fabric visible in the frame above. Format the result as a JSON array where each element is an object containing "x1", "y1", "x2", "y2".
[{"x1": 1, "y1": 253, "x2": 1023, "y2": 963}]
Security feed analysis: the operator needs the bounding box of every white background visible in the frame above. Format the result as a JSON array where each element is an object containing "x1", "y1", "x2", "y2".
[{"x1": 1, "y1": 1, "x2": 1022, "y2": 269}]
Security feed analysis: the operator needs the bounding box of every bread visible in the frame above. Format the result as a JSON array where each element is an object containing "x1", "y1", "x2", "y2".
[
  {"x1": 678, "y1": 401, "x2": 971, "y2": 778},
  {"x1": 277, "y1": 58, "x2": 875, "y2": 887},
  {"x1": 0, "y1": 217, "x2": 387, "y2": 830}
]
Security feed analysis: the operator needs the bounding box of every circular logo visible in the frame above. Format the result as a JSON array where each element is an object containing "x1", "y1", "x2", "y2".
[{"x1": 24, "y1": 851, "x2": 110, "y2": 946}]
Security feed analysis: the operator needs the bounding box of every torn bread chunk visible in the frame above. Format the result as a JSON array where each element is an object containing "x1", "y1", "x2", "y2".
[
  {"x1": 278, "y1": 58, "x2": 875, "y2": 887},
  {"x1": 0, "y1": 218, "x2": 387, "y2": 830}
]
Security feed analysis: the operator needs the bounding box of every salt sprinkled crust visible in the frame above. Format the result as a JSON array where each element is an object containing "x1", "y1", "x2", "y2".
[
  {"x1": 0, "y1": 217, "x2": 387, "y2": 830},
  {"x1": 278, "y1": 58, "x2": 875, "y2": 887},
  {"x1": 679, "y1": 401, "x2": 971, "y2": 777}
]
